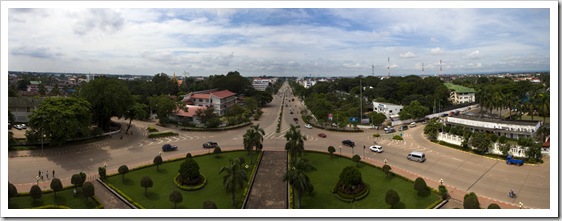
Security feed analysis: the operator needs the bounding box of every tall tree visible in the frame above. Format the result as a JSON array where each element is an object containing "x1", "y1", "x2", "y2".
[
  {"x1": 423, "y1": 119, "x2": 442, "y2": 141},
  {"x1": 123, "y1": 102, "x2": 148, "y2": 134},
  {"x1": 385, "y1": 189, "x2": 401, "y2": 209},
  {"x1": 470, "y1": 132, "x2": 492, "y2": 154},
  {"x1": 399, "y1": 100, "x2": 429, "y2": 120},
  {"x1": 242, "y1": 124, "x2": 264, "y2": 164},
  {"x1": 153, "y1": 155, "x2": 163, "y2": 171},
  {"x1": 27, "y1": 97, "x2": 92, "y2": 146},
  {"x1": 178, "y1": 157, "x2": 201, "y2": 185},
  {"x1": 283, "y1": 157, "x2": 316, "y2": 209},
  {"x1": 79, "y1": 77, "x2": 133, "y2": 131},
  {"x1": 284, "y1": 124, "x2": 307, "y2": 159},
  {"x1": 219, "y1": 158, "x2": 248, "y2": 208},
  {"x1": 148, "y1": 95, "x2": 176, "y2": 124}
]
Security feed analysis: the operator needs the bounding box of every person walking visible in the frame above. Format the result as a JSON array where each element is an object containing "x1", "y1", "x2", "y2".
[
  {"x1": 46, "y1": 170, "x2": 49, "y2": 179},
  {"x1": 52, "y1": 170, "x2": 55, "y2": 178}
]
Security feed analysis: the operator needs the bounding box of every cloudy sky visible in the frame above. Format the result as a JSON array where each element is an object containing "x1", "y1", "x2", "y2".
[{"x1": 5, "y1": 2, "x2": 552, "y2": 77}]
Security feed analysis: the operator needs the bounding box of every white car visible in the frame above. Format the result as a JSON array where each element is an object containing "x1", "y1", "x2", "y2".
[
  {"x1": 304, "y1": 124, "x2": 312, "y2": 129},
  {"x1": 369, "y1": 145, "x2": 383, "y2": 153}
]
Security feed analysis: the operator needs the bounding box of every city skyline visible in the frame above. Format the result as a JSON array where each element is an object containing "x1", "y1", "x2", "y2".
[{"x1": 4, "y1": 2, "x2": 553, "y2": 77}]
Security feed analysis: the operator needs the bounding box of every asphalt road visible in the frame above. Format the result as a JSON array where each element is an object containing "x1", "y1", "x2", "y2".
[{"x1": 7, "y1": 82, "x2": 550, "y2": 209}]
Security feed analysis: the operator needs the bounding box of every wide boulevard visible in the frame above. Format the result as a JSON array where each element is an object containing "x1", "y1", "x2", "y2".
[{"x1": 7, "y1": 82, "x2": 550, "y2": 209}]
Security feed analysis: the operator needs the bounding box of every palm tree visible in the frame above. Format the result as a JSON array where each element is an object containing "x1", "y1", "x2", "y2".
[
  {"x1": 283, "y1": 157, "x2": 316, "y2": 209},
  {"x1": 477, "y1": 89, "x2": 488, "y2": 117},
  {"x1": 284, "y1": 124, "x2": 307, "y2": 159},
  {"x1": 492, "y1": 92, "x2": 504, "y2": 119},
  {"x1": 423, "y1": 119, "x2": 441, "y2": 141},
  {"x1": 219, "y1": 158, "x2": 248, "y2": 208},
  {"x1": 538, "y1": 90, "x2": 549, "y2": 123},
  {"x1": 505, "y1": 93, "x2": 517, "y2": 120},
  {"x1": 243, "y1": 124, "x2": 265, "y2": 164}
]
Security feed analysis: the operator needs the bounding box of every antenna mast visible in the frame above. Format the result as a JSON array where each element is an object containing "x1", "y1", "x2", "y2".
[
  {"x1": 387, "y1": 57, "x2": 390, "y2": 78},
  {"x1": 440, "y1": 60, "x2": 443, "y2": 77}
]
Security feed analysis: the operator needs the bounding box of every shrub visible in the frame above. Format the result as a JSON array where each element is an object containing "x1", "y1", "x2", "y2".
[
  {"x1": 8, "y1": 182, "x2": 18, "y2": 198},
  {"x1": 147, "y1": 126, "x2": 158, "y2": 132},
  {"x1": 202, "y1": 200, "x2": 218, "y2": 209},
  {"x1": 327, "y1": 146, "x2": 336, "y2": 158},
  {"x1": 148, "y1": 132, "x2": 178, "y2": 138},
  {"x1": 438, "y1": 185, "x2": 449, "y2": 200},
  {"x1": 414, "y1": 177, "x2": 430, "y2": 197},
  {"x1": 385, "y1": 189, "x2": 400, "y2": 208},
  {"x1": 372, "y1": 133, "x2": 380, "y2": 137},
  {"x1": 118, "y1": 165, "x2": 129, "y2": 182},
  {"x1": 140, "y1": 176, "x2": 154, "y2": 196},
  {"x1": 463, "y1": 192, "x2": 480, "y2": 209},
  {"x1": 29, "y1": 185, "x2": 42, "y2": 202},
  {"x1": 487, "y1": 203, "x2": 501, "y2": 209},
  {"x1": 178, "y1": 158, "x2": 201, "y2": 185},
  {"x1": 82, "y1": 182, "x2": 95, "y2": 202},
  {"x1": 392, "y1": 135, "x2": 403, "y2": 140}
]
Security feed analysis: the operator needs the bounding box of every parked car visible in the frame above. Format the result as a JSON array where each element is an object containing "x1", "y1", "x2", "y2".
[
  {"x1": 293, "y1": 117, "x2": 298, "y2": 122},
  {"x1": 342, "y1": 140, "x2": 355, "y2": 147},
  {"x1": 14, "y1": 124, "x2": 23, "y2": 130},
  {"x1": 304, "y1": 124, "x2": 312, "y2": 129},
  {"x1": 441, "y1": 113, "x2": 449, "y2": 117},
  {"x1": 318, "y1": 133, "x2": 327, "y2": 138},
  {"x1": 369, "y1": 145, "x2": 383, "y2": 153},
  {"x1": 398, "y1": 125, "x2": 408, "y2": 131},
  {"x1": 409, "y1": 122, "x2": 416, "y2": 127},
  {"x1": 162, "y1": 144, "x2": 178, "y2": 152},
  {"x1": 203, "y1": 141, "x2": 218, "y2": 149}
]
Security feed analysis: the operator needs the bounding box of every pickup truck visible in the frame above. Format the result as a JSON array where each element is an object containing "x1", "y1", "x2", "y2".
[{"x1": 506, "y1": 155, "x2": 524, "y2": 166}]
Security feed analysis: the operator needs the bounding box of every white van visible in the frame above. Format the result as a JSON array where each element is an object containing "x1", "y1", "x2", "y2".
[{"x1": 407, "y1": 151, "x2": 426, "y2": 163}]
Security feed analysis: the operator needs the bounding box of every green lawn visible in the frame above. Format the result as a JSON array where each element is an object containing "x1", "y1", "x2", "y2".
[
  {"x1": 298, "y1": 151, "x2": 442, "y2": 209},
  {"x1": 8, "y1": 187, "x2": 101, "y2": 209},
  {"x1": 104, "y1": 151, "x2": 258, "y2": 209}
]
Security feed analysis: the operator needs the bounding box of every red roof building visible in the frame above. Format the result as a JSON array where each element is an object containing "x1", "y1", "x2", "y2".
[{"x1": 181, "y1": 89, "x2": 237, "y2": 116}]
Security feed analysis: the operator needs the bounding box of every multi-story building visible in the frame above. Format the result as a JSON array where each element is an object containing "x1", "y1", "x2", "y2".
[
  {"x1": 445, "y1": 115, "x2": 540, "y2": 139},
  {"x1": 8, "y1": 97, "x2": 44, "y2": 123},
  {"x1": 372, "y1": 101, "x2": 403, "y2": 120},
  {"x1": 444, "y1": 83, "x2": 476, "y2": 104},
  {"x1": 252, "y1": 78, "x2": 274, "y2": 91},
  {"x1": 181, "y1": 89, "x2": 237, "y2": 116}
]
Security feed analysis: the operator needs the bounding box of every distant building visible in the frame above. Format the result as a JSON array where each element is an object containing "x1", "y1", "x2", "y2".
[
  {"x1": 252, "y1": 78, "x2": 275, "y2": 91},
  {"x1": 372, "y1": 101, "x2": 403, "y2": 121},
  {"x1": 181, "y1": 89, "x2": 237, "y2": 116},
  {"x1": 445, "y1": 115, "x2": 540, "y2": 139},
  {"x1": 444, "y1": 83, "x2": 476, "y2": 104},
  {"x1": 170, "y1": 105, "x2": 206, "y2": 125},
  {"x1": 8, "y1": 97, "x2": 44, "y2": 123}
]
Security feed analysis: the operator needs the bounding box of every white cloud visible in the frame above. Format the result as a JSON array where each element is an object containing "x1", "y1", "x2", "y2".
[
  {"x1": 430, "y1": 47, "x2": 444, "y2": 55},
  {"x1": 400, "y1": 51, "x2": 416, "y2": 58},
  {"x1": 466, "y1": 50, "x2": 482, "y2": 59}
]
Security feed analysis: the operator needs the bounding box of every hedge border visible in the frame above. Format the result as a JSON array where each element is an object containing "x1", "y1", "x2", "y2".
[{"x1": 173, "y1": 174, "x2": 208, "y2": 191}]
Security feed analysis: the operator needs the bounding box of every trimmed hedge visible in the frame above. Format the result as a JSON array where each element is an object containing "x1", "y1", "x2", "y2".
[
  {"x1": 392, "y1": 135, "x2": 403, "y2": 140},
  {"x1": 180, "y1": 122, "x2": 252, "y2": 132},
  {"x1": 173, "y1": 174, "x2": 207, "y2": 191},
  {"x1": 333, "y1": 183, "x2": 370, "y2": 203},
  {"x1": 148, "y1": 132, "x2": 178, "y2": 138}
]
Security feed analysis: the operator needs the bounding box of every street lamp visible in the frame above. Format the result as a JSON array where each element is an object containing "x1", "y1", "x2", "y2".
[
  {"x1": 384, "y1": 159, "x2": 387, "y2": 165},
  {"x1": 36, "y1": 176, "x2": 39, "y2": 185},
  {"x1": 439, "y1": 178, "x2": 444, "y2": 186},
  {"x1": 159, "y1": 151, "x2": 162, "y2": 156},
  {"x1": 519, "y1": 202, "x2": 523, "y2": 209}
]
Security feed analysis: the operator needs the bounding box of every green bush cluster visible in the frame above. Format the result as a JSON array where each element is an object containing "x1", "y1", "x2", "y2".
[
  {"x1": 173, "y1": 174, "x2": 207, "y2": 191},
  {"x1": 392, "y1": 135, "x2": 403, "y2": 140},
  {"x1": 332, "y1": 183, "x2": 370, "y2": 203},
  {"x1": 148, "y1": 132, "x2": 178, "y2": 138},
  {"x1": 147, "y1": 126, "x2": 159, "y2": 133},
  {"x1": 372, "y1": 133, "x2": 380, "y2": 137}
]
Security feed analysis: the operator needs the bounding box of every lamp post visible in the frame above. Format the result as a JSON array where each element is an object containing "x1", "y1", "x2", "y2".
[
  {"x1": 159, "y1": 151, "x2": 162, "y2": 157},
  {"x1": 519, "y1": 202, "x2": 523, "y2": 209},
  {"x1": 439, "y1": 178, "x2": 444, "y2": 186},
  {"x1": 384, "y1": 159, "x2": 387, "y2": 165},
  {"x1": 36, "y1": 176, "x2": 39, "y2": 185}
]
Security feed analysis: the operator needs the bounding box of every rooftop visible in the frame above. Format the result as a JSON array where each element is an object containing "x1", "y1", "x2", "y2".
[
  {"x1": 444, "y1": 83, "x2": 476, "y2": 93},
  {"x1": 449, "y1": 115, "x2": 540, "y2": 126}
]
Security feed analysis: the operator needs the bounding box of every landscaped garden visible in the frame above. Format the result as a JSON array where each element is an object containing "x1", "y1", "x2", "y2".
[
  {"x1": 296, "y1": 151, "x2": 442, "y2": 209},
  {"x1": 8, "y1": 183, "x2": 103, "y2": 209},
  {"x1": 104, "y1": 150, "x2": 259, "y2": 209}
]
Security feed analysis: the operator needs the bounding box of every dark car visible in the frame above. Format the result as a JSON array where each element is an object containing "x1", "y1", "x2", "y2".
[
  {"x1": 342, "y1": 140, "x2": 355, "y2": 147},
  {"x1": 203, "y1": 141, "x2": 218, "y2": 148},
  {"x1": 318, "y1": 133, "x2": 327, "y2": 138},
  {"x1": 162, "y1": 144, "x2": 178, "y2": 152}
]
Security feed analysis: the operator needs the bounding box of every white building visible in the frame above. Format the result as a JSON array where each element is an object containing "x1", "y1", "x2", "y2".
[
  {"x1": 444, "y1": 83, "x2": 476, "y2": 104},
  {"x1": 181, "y1": 89, "x2": 237, "y2": 116},
  {"x1": 372, "y1": 101, "x2": 403, "y2": 120},
  {"x1": 446, "y1": 115, "x2": 541, "y2": 139},
  {"x1": 252, "y1": 78, "x2": 274, "y2": 91},
  {"x1": 297, "y1": 78, "x2": 317, "y2": 89}
]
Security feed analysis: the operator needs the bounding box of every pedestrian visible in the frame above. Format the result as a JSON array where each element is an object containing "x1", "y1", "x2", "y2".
[
  {"x1": 40, "y1": 171, "x2": 43, "y2": 180},
  {"x1": 38, "y1": 170, "x2": 41, "y2": 177},
  {"x1": 52, "y1": 170, "x2": 55, "y2": 178},
  {"x1": 46, "y1": 170, "x2": 49, "y2": 179}
]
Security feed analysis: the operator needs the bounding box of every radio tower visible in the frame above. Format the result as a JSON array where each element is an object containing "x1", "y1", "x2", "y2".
[
  {"x1": 422, "y1": 62, "x2": 425, "y2": 75},
  {"x1": 440, "y1": 60, "x2": 443, "y2": 77},
  {"x1": 387, "y1": 57, "x2": 390, "y2": 78}
]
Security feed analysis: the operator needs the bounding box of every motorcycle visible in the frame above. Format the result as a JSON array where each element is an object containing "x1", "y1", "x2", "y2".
[{"x1": 508, "y1": 191, "x2": 517, "y2": 198}]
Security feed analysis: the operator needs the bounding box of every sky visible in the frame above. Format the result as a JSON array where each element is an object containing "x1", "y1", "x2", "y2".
[{"x1": 4, "y1": 2, "x2": 554, "y2": 77}]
